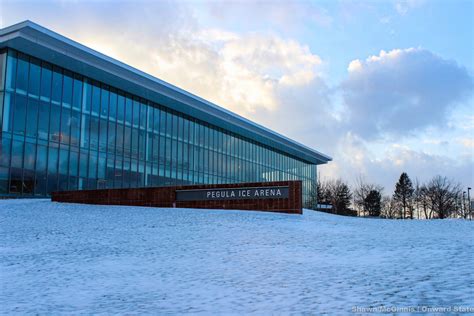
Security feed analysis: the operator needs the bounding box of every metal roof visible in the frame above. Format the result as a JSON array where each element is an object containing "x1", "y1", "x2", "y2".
[{"x1": 0, "y1": 20, "x2": 332, "y2": 164}]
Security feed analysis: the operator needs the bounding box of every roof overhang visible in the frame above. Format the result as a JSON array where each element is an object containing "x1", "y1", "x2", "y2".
[{"x1": 0, "y1": 20, "x2": 332, "y2": 165}]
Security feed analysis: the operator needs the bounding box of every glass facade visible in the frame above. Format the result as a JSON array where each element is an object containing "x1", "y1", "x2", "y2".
[{"x1": 0, "y1": 49, "x2": 317, "y2": 207}]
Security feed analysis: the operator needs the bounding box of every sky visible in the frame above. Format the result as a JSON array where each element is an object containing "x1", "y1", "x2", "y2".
[{"x1": 1, "y1": 0, "x2": 473, "y2": 194}]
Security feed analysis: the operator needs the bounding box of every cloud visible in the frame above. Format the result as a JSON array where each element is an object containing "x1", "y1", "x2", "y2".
[
  {"x1": 458, "y1": 138, "x2": 474, "y2": 148},
  {"x1": 320, "y1": 135, "x2": 473, "y2": 194},
  {"x1": 341, "y1": 48, "x2": 473, "y2": 140},
  {"x1": 394, "y1": 0, "x2": 426, "y2": 15}
]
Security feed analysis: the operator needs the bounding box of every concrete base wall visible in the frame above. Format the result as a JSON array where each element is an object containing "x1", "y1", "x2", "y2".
[{"x1": 51, "y1": 181, "x2": 302, "y2": 214}]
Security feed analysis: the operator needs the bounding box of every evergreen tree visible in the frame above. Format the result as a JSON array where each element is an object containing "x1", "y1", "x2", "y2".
[
  {"x1": 328, "y1": 179, "x2": 352, "y2": 214},
  {"x1": 364, "y1": 190, "x2": 382, "y2": 217},
  {"x1": 393, "y1": 172, "x2": 414, "y2": 219}
]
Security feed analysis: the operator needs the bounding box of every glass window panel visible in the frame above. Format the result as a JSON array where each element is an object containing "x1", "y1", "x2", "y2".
[
  {"x1": 49, "y1": 103, "x2": 61, "y2": 142},
  {"x1": 3, "y1": 94, "x2": 12, "y2": 133},
  {"x1": 59, "y1": 148, "x2": 69, "y2": 175},
  {"x1": 91, "y1": 83, "x2": 101, "y2": 114},
  {"x1": 60, "y1": 106, "x2": 71, "y2": 144},
  {"x1": 0, "y1": 167, "x2": 9, "y2": 194},
  {"x1": 125, "y1": 97, "x2": 132, "y2": 125},
  {"x1": 61, "y1": 71, "x2": 73, "y2": 108},
  {"x1": 98, "y1": 152, "x2": 106, "y2": 179},
  {"x1": 123, "y1": 126, "x2": 131, "y2": 157},
  {"x1": 132, "y1": 100, "x2": 140, "y2": 127},
  {"x1": 40, "y1": 62, "x2": 52, "y2": 101},
  {"x1": 117, "y1": 94, "x2": 125, "y2": 123},
  {"x1": 36, "y1": 145, "x2": 47, "y2": 172},
  {"x1": 153, "y1": 108, "x2": 160, "y2": 132},
  {"x1": 28, "y1": 58, "x2": 41, "y2": 97},
  {"x1": 139, "y1": 101, "x2": 146, "y2": 129},
  {"x1": 89, "y1": 117, "x2": 99, "y2": 150},
  {"x1": 23, "y1": 143, "x2": 36, "y2": 170},
  {"x1": 108, "y1": 120, "x2": 116, "y2": 154},
  {"x1": 38, "y1": 100, "x2": 50, "y2": 140},
  {"x1": 79, "y1": 151, "x2": 88, "y2": 178},
  {"x1": 16, "y1": 53, "x2": 29, "y2": 94},
  {"x1": 0, "y1": 137, "x2": 11, "y2": 167},
  {"x1": 100, "y1": 87, "x2": 109, "y2": 118},
  {"x1": 13, "y1": 94, "x2": 26, "y2": 135},
  {"x1": 109, "y1": 91, "x2": 117, "y2": 120},
  {"x1": 5, "y1": 52, "x2": 17, "y2": 91},
  {"x1": 51, "y1": 66, "x2": 62, "y2": 104},
  {"x1": 26, "y1": 98, "x2": 38, "y2": 138},
  {"x1": 72, "y1": 76, "x2": 83, "y2": 110},
  {"x1": 88, "y1": 151, "x2": 97, "y2": 178},
  {"x1": 82, "y1": 80, "x2": 91, "y2": 114},
  {"x1": 116, "y1": 123, "x2": 124, "y2": 155},
  {"x1": 99, "y1": 118, "x2": 108, "y2": 152},
  {"x1": 131, "y1": 128, "x2": 138, "y2": 157},
  {"x1": 139, "y1": 129, "x2": 146, "y2": 159},
  {"x1": 48, "y1": 146, "x2": 58, "y2": 173},
  {"x1": 70, "y1": 111, "x2": 80, "y2": 147},
  {"x1": 160, "y1": 110, "x2": 167, "y2": 135},
  {"x1": 9, "y1": 167, "x2": 22, "y2": 194}
]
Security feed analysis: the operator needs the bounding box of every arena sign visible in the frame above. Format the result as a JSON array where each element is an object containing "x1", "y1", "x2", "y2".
[{"x1": 176, "y1": 186, "x2": 289, "y2": 201}]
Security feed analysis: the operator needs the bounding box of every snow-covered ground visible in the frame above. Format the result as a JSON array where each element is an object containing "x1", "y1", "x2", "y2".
[{"x1": 1, "y1": 199, "x2": 473, "y2": 314}]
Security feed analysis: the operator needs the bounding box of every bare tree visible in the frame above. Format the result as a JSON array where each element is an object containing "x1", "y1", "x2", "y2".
[
  {"x1": 414, "y1": 180, "x2": 431, "y2": 219},
  {"x1": 425, "y1": 176, "x2": 462, "y2": 219},
  {"x1": 353, "y1": 176, "x2": 383, "y2": 216},
  {"x1": 381, "y1": 196, "x2": 398, "y2": 219},
  {"x1": 325, "y1": 179, "x2": 352, "y2": 215}
]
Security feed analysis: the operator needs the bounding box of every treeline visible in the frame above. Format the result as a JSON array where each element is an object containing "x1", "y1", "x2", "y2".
[{"x1": 310, "y1": 173, "x2": 472, "y2": 219}]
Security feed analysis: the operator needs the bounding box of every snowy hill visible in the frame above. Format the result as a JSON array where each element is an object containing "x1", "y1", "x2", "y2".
[{"x1": 1, "y1": 199, "x2": 473, "y2": 314}]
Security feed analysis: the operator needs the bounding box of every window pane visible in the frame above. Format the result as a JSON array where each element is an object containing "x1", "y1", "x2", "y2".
[
  {"x1": 60, "y1": 106, "x2": 71, "y2": 144},
  {"x1": 26, "y1": 99, "x2": 38, "y2": 138},
  {"x1": 24, "y1": 142, "x2": 36, "y2": 170},
  {"x1": 70, "y1": 111, "x2": 80, "y2": 146},
  {"x1": 16, "y1": 53, "x2": 29, "y2": 93},
  {"x1": 11, "y1": 140, "x2": 24, "y2": 168},
  {"x1": 0, "y1": 137, "x2": 11, "y2": 167},
  {"x1": 72, "y1": 76, "x2": 83, "y2": 109},
  {"x1": 51, "y1": 67, "x2": 62, "y2": 104},
  {"x1": 5, "y1": 52, "x2": 17, "y2": 91},
  {"x1": 91, "y1": 83, "x2": 100, "y2": 114},
  {"x1": 36, "y1": 145, "x2": 47, "y2": 172},
  {"x1": 62, "y1": 71, "x2": 73, "y2": 107},
  {"x1": 28, "y1": 58, "x2": 41, "y2": 97},
  {"x1": 38, "y1": 100, "x2": 50, "y2": 140},
  {"x1": 13, "y1": 94, "x2": 26, "y2": 135},
  {"x1": 100, "y1": 87, "x2": 109, "y2": 117},
  {"x1": 40, "y1": 63, "x2": 52, "y2": 101},
  {"x1": 109, "y1": 91, "x2": 117, "y2": 120}
]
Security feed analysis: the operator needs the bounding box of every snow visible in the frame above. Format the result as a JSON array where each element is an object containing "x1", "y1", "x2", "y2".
[{"x1": 1, "y1": 199, "x2": 473, "y2": 314}]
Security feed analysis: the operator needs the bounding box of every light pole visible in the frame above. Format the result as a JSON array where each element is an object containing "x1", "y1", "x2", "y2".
[
  {"x1": 468, "y1": 187, "x2": 472, "y2": 221},
  {"x1": 463, "y1": 191, "x2": 466, "y2": 218}
]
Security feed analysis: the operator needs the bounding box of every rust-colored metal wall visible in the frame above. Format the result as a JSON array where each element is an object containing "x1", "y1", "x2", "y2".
[{"x1": 51, "y1": 181, "x2": 302, "y2": 214}]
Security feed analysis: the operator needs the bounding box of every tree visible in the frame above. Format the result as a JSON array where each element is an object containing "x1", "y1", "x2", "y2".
[
  {"x1": 425, "y1": 176, "x2": 461, "y2": 219},
  {"x1": 305, "y1": 181, "x2": 318, "y2": 209},
  {"x1": 381, "y1": 196, "x2": 398, "y2": 219},
  {"x1": 326, "y1": 179, "x2": 352, "y2": 215},
  {"x1": 414, "y1": 181, "x2": 430, "y2": 219},
  {"x1": 364, "y1": 190, "x2": 382, "y2": 217},
  {"x1": 393, "y1": 172, "x2": 414, "y2": 219},
  {"x1": 353, "y1": 176, "x2": 383, "y2": 216}
]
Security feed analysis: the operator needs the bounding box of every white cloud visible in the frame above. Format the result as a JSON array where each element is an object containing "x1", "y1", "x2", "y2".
[
  {"x1": 394, "y1": 0, "x2": 426, "y2": 15},
  {"x1": 342, "y1": 48, "x2": 473, "y2": 139},
  {"x1": 458, "y1": 138, "x2": 474, "y2": 148}
]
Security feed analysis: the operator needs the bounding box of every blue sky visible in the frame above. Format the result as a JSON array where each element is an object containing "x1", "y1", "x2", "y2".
[{"x1": 1, "y1": 0, "x2": 473, "y2": 193}]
